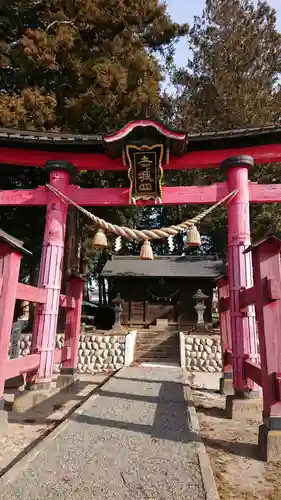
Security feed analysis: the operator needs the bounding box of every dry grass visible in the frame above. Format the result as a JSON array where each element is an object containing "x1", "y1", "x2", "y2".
[{"x1": 193, "y1": 390, "x2": 281, "y2": 500}]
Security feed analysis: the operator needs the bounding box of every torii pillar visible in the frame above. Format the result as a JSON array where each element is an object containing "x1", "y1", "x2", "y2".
[
  {"x1": 221, "y1": 156, "x2": 260, "y2": 417},
  {"x1": 26, "y1": 160, "x2": 76, "y2": 390}
]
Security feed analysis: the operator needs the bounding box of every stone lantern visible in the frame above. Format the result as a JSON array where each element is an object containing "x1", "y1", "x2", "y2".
[
  {"x1": 112, "y1": 293, "x2": 124, "y2": 330},
  {"x1": 192, "y1": 289, "x2": 209, "y2": 330}
]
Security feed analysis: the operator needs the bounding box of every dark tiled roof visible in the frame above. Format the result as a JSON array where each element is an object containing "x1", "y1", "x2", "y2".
[
  {"x1": 0, "y1": 124, "x2": 279, "y2": 143},
  {"x1": 0, "y1": 228, "x2": 32, "y2": 255},
  {"x1": 101, "y1": 255, "x2": 225, "y2": 278},
  {"x1": 0, "y1": 124, "x2": 280, "y2": 152},
  {"x1": 0, "y1": 128, "x2": 101, "y2": 144}
]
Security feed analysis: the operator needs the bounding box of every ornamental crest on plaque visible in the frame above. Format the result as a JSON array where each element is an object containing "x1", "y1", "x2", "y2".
[{"x1": 126, "y1": 144, "x2": 164, "y2": 204}]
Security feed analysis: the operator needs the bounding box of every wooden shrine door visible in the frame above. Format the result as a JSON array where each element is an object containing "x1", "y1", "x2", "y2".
[{"x1": 145, "y1": 302, "x2": 178, "y2": 326}]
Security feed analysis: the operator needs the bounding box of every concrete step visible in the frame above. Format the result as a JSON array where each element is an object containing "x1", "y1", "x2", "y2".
[
  {"x1": 137, "y1": 335, "x2": 179, "y2": 342},
  {"x1": 135, "y1": 341, "x2": 179, "y2": 352},
  {"x1": 134, "y1": 329, "x2": 180, "y2": 364},
  {"x1": 135, "y1": 357, "x2": 180, "y2": 364},
  {"x1": 137, "y1": 330, "x2": 178, "y2": 334},
  {"x1": 136, "y1": 334, "x2": 179, "y2": 341},
  {"x1": 135, "y1": 339, "x2": 179, "y2": 345},
  {"x1": 135, "y1": 349, "x2": 179, "y2": 356},
  {"x1": 134, "y1": 346, "x2": 180, "y2": 354},
  {"x1": 134, "y1": 349, "x2": 180, "y2": 356},
  {"x1": 135, "y1": 341, "x2": 179, "y2": 349}
]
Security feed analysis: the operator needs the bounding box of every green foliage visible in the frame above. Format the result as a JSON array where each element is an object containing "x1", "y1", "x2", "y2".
[
  {"x1": 171, "y1": 0, "x2": 281, "y2": 253},
  {"x1": 0, "y1": 0, "x2": 188, "y2": 277},
  {"x1": 1, "y1": 0, "x2": 281, "y2": 268},
  {"x1": 174, "y1": 0, "x2": 281, "y2": 132},
  {"x1": 0, "y1": 0, "x2": 188, "y2": 131}
]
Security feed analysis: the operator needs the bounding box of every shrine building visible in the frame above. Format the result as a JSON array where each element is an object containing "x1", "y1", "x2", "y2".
[{"x1": 101, "y1": 255, "x2": 225, "y2": 327}]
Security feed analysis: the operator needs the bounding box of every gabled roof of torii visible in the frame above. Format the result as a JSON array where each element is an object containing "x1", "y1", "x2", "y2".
[{"x1": 0, "y1": 120, "x2": 280, "y2": 154}]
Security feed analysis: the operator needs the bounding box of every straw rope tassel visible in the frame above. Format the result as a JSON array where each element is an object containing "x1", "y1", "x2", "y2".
[{"x1": 140, "y1": 240, "x2": 154, "y2": 260}]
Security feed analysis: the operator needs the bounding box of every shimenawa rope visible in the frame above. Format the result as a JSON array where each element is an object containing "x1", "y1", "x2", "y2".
[{"x1": 46, "y1": 183, "x2": 238, "y2": 242}]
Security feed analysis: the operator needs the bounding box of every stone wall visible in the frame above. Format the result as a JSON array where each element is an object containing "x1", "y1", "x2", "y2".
[
  {"x1": 76, "y1": 333, "x2": 126, "y2": 373},
  {"x1": 16, "y1": 331, "x2": 133, "y2": 373},
  {"x1": 181, "y1": 334, "x2": 222, "y2": 372}
]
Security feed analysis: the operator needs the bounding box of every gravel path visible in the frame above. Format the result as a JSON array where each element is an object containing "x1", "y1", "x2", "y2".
[{"x1": 2, "y1": 366, "x2": 205, "y2": 500}]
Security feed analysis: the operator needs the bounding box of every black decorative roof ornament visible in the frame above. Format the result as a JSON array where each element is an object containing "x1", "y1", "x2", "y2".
[
  {"x1": 102, "y1": 119, "x2": 188, "y2": 204},
  {"x1": 103, "y1": 119, "x2": 187, "y2": 161}
]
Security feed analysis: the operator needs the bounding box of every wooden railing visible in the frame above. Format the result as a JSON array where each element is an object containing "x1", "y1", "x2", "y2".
[
  {"x1": 0, "y1": 240, "x2": 84, "y2": 400},
  {"x1": 218, "y1": 235, "x2": 281, "y2": 424}
]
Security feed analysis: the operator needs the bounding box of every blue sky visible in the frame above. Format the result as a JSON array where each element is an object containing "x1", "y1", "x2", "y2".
[{"x1": 166, "y1": 0, "x2": 281, "y2": 68}]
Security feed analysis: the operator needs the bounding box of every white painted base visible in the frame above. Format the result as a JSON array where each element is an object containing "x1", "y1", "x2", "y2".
[
  {"x1": 124, "y1": 330, "x2": 137, "y2": 366},
  {"x1": 179, "y1": 332, "x2": 186, "y2": 369}
]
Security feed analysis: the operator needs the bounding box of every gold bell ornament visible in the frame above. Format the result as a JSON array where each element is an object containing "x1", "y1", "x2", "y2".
[
  {"x1": 187, "y1": 225, "x2": 201, "y2": 247},
  {"x1": 92, "y1": 228, "x2": 108, "y2": 249}
]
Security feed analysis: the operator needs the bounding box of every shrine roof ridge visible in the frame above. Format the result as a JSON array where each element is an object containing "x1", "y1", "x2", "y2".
[
  {"x1": 108, "y1": 255, "x2": 220, "y2": 261},
  {"x1": 101, "y1": 255, "x2": 225, "y2": 279}
]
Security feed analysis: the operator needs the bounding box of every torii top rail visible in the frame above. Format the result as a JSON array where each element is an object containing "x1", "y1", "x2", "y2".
[{"x1": 0, "y1": 121, "x2": 281, "y2": 206}]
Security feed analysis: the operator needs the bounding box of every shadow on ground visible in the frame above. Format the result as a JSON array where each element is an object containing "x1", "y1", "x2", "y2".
[
  {"x1": 71, "y1": 380, "x2": 200, "y2": 445},
  {"x1": 195, "y1": 403, "x2": 227, "y2": 419},
  {"x1": 4, "y1": 376, "x2": 112, "y2": 425},
  {"x1": 0, "y1": 375, "x2": 112, "y2": 478},
  {"x1": 203, "y1": 436, "x2": 259, "y2": 460}
]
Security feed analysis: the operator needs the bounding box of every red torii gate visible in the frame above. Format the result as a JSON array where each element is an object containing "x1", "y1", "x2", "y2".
[{"x1": 1, "y1": 119, "x2": 281, "y2": 458}]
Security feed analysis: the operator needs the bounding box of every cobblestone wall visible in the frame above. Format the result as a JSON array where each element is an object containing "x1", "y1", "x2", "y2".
[
  {"x1": 76, "y1": 333, "x2": 125, "y2": 373},
  {"x1": 17, "y1": 332, "x2": 127, "y2": 373},
  {"x1": 184, "y1": 335, "x2": 222, "y2": 372}
]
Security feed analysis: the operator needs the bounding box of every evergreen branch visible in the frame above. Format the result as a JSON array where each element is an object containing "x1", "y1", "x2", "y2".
[{"x1": 45, "y1": 19, "x2": 76, "y2": 33}]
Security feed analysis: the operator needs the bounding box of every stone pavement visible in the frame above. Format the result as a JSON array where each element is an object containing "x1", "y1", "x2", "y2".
[{"x1": 1, "y1": 366, "x2": 205, "y2": 500}]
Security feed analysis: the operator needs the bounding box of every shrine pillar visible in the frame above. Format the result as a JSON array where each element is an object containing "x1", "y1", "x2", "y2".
[
  {"x1": 27, "y1": 160, "x2": 76, "y2": 390},
  {"x1": 221, "y1": 156, "x2": 260, "y2": 412}
]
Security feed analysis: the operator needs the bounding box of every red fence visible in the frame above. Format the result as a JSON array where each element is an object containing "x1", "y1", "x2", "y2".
[
  {"x1": 0, "y1": 238, "x2": 84, "y2": 401},
  {"x1": 218, "y1": 235, "x2": 281, "y2": 434}
]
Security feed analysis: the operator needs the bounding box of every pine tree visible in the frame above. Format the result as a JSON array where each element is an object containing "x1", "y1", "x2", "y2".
[
  {"x1": 0, "y1": 1, "x2": 188, "y2": 292},
  {"x1": 174, "y1": 0, "x2": 281, "y2": 132},
  {"x1": 0, "y1": 0, "x2": 188, "y2": 132},
  {"x1": 172, "y1": 0, "x2": 281, "y2": 252}
]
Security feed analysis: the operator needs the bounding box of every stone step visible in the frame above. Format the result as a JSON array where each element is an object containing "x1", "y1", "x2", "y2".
[
  {"x1": 135, "y1": 357, "x2": 180, "y2": 364},
  {"x1": 134, "y1": 348, "x2": 180, "y2": 356},
  {"x1": 135, "y1": 352, "x2": 180, "y2": 359},
  {"x1": 135, "y1": 345, "x2": 180, "y2": 353},
  {"x1": 136, "y1": 340, "x2": 178, "y2": 344},
  {"x1": 135, "y1": 340, "x2": 179, "y2": 350},
  {"x1": 134, "y1": 353, "x2": 180, "y2": 359},
  {"x1": 138, "y1": 328, "x2": 178, "y2": 331},
  {"x1": 135, "y1": 341, "x2": 179, "y2": 348},
  {"x1": 134, "y1": 329, "x2": 180, "y2": 364},
  {"x1": 138, "y1": 328, "x2": 178, "y2": 332},
  {"x1": 136, "y1": 336, "x2": 178, "y2": 341},
  {"x1": 135, "y1": 348, "x2": 179, "y2": 355},
  {"x1": 136, "y1": 335, "x2": 179, "y2": 341}
]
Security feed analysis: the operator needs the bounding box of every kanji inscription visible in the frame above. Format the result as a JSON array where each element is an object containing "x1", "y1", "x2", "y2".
[{"x1": 126, "y1": 144, "x2": 164, "y2": 203}]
